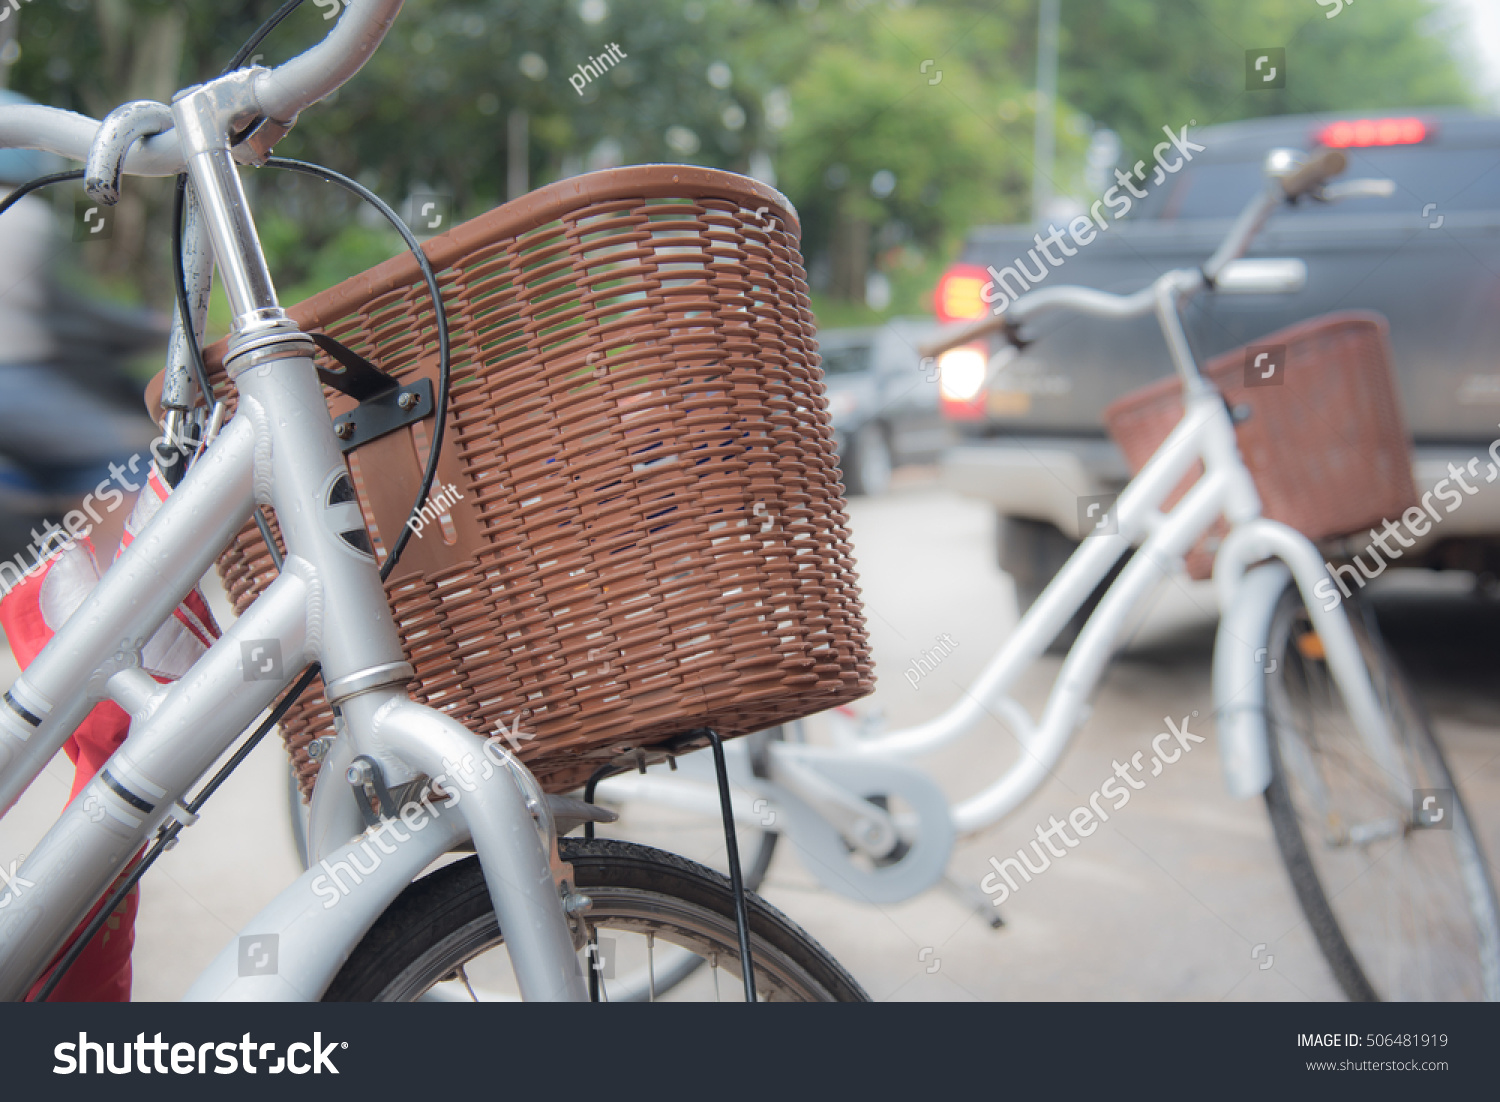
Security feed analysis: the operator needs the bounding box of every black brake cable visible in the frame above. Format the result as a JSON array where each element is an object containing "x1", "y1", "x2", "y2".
[
  {"x1": 0, "y1": 168, "x2": 84, "y2": 218},
  {"x1": 222, "y1": 0, "x2": 307, "y2": 75},
  {"x1": 30, "y1": 663, "x2": 322, "y2": 1002},
  {"x1": 262, "y1": 156, "x2": 452, "y2": 580},
  {"x1": 57, "y1": 159, "x2": 452, "y2": 1004},
  {"x1": 168, "y1": 160, "x2": 452, "y2": 578}
]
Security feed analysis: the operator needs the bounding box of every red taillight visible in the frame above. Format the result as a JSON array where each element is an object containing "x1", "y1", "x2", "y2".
[
  {"x1": 933, "y1": 263, "x2": 991, "y2": 323},
  {"x1": 1315, "y1": 117, "x2": 1430, "y2": 149},
  {"x1": 940, "y1": 391, "x2": 987, "y2": 422}
]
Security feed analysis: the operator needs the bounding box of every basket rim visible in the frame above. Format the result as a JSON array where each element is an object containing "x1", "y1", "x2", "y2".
[
  {"x1": 167, "y1": 166, "x2": 799, "y2": 413},
  {"x1": 276, "y1": 163, "x2": 803, "y2": 339},
  {"x1": 1101, "y1": 308, "x2": 1391, "y2": 423}
]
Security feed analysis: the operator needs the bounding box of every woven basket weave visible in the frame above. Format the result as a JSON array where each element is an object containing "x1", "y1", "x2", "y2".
[
  {"x1": 206, "y1": 165, "x2": 874, "y2": 796},
  {"x1": 1103, "y1": 311, "x2": 1416, "y2": 580}
]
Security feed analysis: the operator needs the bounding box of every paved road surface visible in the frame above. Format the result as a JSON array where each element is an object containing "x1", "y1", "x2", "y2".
[{"x1": 2, "y1": 471, "x2": 1497, "y2": 1000}]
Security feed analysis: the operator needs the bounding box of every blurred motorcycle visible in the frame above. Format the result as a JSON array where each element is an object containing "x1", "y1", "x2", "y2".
[{"x1": 0, "y1": 89, "x2": 167, "y2": 567}]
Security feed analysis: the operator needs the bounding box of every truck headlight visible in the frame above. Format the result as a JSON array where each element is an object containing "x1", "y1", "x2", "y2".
[
  {"x1": 827, "y1": 390, "x2": 860, "y2": 420},
  {"x1": 938, "y1": 347, "x2": 987, "y2": 401}
]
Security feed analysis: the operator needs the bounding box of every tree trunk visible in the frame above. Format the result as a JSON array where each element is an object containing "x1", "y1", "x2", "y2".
[
  {"x1": 828, "y1": 200, "x2": 870, "y2": 304},
  {"x1": 90, "y1": 2, "x2": 186, "y2": 297}
]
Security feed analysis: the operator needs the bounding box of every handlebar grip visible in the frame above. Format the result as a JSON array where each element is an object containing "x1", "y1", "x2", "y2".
[
  {"x1": 1280, "y1": 147, "x2": 1347, "y2": 200},
  {"x1": 917, "y1": 314, "x2": 1012, "y2": 359}
]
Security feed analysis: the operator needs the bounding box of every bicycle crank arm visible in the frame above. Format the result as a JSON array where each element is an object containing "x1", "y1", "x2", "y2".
[
  {"x1": 767, "y1": 742, "x2": 902, "y2": 858},
  {"x1": 764, "y1": 744, "x2": 955, "y2": 905},
  {"x1": 595, "y1": 740, "x2": 955, "y2": 905},
  {"x1": 606, "y1": 737, "x2": 932, "y2": 864}
]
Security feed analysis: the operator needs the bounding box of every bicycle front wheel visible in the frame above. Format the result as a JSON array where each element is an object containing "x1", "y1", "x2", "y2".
[
  {"x1": 1262, "y1": 582, "x2": 1500, "y2": 1000},
  {"x1": 324, "y1": 838, "x2": 868, "y2": 1002}
]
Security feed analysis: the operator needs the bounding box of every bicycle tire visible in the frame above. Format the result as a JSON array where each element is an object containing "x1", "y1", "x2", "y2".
[
  {"x1": 1261, "y1": 581, "x2": 1500, "y2": 1000},
  {"x1": 575, "y1": 722, "x2": 783, "y2": 997},
  {"x1": 603, "y1": 829, "x2": 779, "y2": 999},
  {"x1": 323, "y1": 838, "x2": 868, "y2": 1002}
]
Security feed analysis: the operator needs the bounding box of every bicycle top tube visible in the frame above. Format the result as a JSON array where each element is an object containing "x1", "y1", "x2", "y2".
[{"x1": 0, "y1": 0, "x2": 405, "y2": 173}]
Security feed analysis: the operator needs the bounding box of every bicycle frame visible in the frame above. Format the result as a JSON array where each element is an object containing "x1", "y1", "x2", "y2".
[
  {"x1": 0, "y1": 2, "x2": 588, "y2": 1002},
  {"x1": 839, "y1": 217, "x2": 1414, "y2": 837},
  {"x1": 605, "y1": 173, "x2": 1412, "y2": 889},
  {"x1": 842, "y1": 382, "x2": 1409, "y2": 836},
  {"x1": 606, "y1": 383, "x2": 1408, "y2": 848}
]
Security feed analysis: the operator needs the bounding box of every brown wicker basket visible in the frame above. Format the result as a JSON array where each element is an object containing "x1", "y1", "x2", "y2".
[
  {"x1": 1103, "y1": 311, "x2": 1416, "y2": 580},
  {"x1": 205, "y1": 165, "x2": 873, "y2": 796}
]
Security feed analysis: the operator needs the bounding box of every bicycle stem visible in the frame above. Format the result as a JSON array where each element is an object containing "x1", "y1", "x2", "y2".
[
  {"x1": 1202, "y1": 186, "x2": 1282, "y2": 284},
  {"x1": 172, "y1": 74, "x2": 294, "y2": 339}
]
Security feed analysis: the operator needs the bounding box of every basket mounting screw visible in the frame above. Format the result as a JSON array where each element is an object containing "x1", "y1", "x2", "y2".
[
  {"x1": 334, "y1": 421, "x2": 354, "y2": 440},
  {"x1": 397, "y1": 390, "x2": 418, "y2": 411}
]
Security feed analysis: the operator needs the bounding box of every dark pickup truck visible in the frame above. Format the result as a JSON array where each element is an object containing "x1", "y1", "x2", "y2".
[{"x1": 935, "y1": 109, "x2": 1500, "y2": 607}]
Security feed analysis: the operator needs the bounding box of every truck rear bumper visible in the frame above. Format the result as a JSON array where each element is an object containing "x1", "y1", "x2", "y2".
[
  {"x1": 945, "y1": 439, "x2": 1500, "y2": 548},
  {"x1": 942, "y1": 439, "x2": 1132, "y2": 539}
]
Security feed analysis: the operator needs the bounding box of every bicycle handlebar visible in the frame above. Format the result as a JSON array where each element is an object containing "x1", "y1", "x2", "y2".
[
  {"x1": 252, "y1": 0, "x2": 404, "y2": 126},
  {"x1": 923, "y1": 273, "x2": 1176, "y2": 357},
  {"x1": 916, "y1": 314, "x2": 1008, "y2": 359},
  {"x1": 915, "y1": 281, "x2": 1165, "y2": 359},
  {"x1": 0, "y1": 0, "x2": 404, "y2": 174},
  {"x1": 0, "y1": 103, "x2": 184, "y2": 176}
]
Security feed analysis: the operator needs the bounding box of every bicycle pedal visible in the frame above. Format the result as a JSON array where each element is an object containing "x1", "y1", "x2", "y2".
[{"x1": 942, "y1": 873, "x2": 1006, "y2": 929}]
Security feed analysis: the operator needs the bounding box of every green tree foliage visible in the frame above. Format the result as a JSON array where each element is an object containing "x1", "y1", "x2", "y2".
[
  {"x1": 1046, "y1": 0, "x2": 1475, "y2": 169},
  {"x1": 775, "y1": 4, "x2": 1041, "y2": 303},
  {"x1": 1, "y1": 0, "x2": 1479, "y2": 314}
]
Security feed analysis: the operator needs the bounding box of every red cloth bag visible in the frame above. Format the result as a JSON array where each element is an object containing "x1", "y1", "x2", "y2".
[{"x1": 0, "y1": 467, "x2": 219, "y2": 1000}]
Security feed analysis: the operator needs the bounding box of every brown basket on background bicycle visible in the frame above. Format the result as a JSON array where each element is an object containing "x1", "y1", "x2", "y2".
[
  {"x1": 1103, "y1": 311, "x2": 1417, "y2": 580},
  {"x1": 206, "y1": 165, "x2": 874, "y2": 797}
]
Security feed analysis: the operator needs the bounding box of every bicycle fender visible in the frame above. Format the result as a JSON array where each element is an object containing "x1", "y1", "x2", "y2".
[
  {"x1": 185, "y1": 802, "x2": 466, "y2": 1000},
  {"x1": 1211, "y1": 560, "x2": 1289, "y2": 800}
]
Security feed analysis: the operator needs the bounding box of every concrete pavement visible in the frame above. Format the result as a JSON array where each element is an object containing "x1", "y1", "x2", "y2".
[{"x1": 1, "y1": 471, "x2": 1497, "y2": 1000}]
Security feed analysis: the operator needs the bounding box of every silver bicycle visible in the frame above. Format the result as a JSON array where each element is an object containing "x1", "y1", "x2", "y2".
[
  {"x1": 601, "y1": 149, "x2": 1500, "y2": 1001},
  {"x1": 0, "y1": 0, "x2": 866, "y2": 1003}
]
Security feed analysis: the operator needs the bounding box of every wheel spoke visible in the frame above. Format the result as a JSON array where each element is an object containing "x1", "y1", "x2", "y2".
[
  {"x1": 330, "y1": 840, "x2": 865, "y2": 1003},
  {"x1": 1344, "y1": 816, "x2": 1403, "y2": 846},
  {"x1": 1265, "y1": 587, "x2": 1500, "y2": 1001},
  {"x1": 587, "y1": 926, "x2": 601, "y2": 1003}
]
